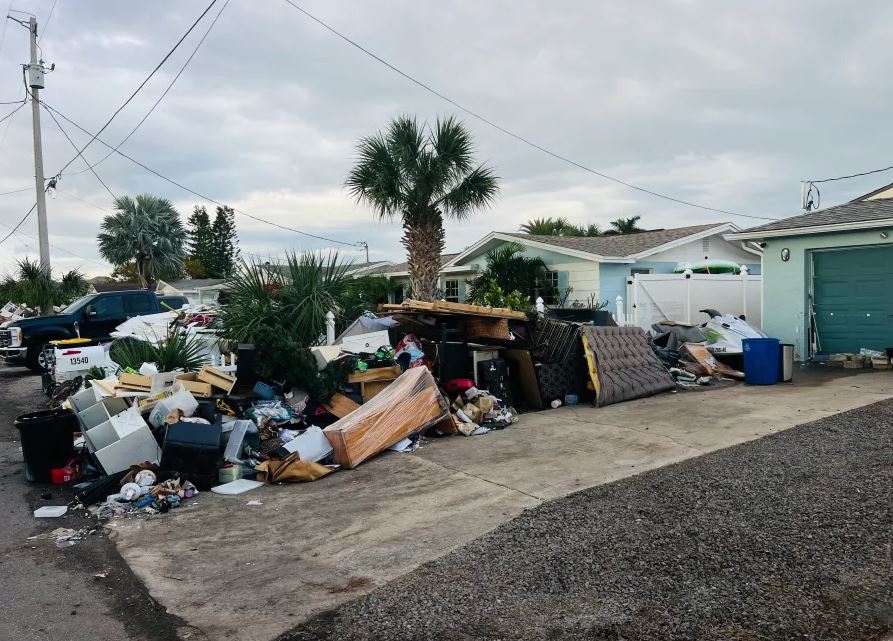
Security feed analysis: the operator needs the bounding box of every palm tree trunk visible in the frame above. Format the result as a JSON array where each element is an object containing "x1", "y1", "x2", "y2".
[{"x1": 402, "y1": 217, "x2": 445, "y2": 301}]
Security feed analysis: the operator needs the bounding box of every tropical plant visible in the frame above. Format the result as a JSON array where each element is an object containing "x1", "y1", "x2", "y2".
[
  {"x1": 219, "y1": 251, "x2": 350, "y2": 346},
  {"x1": 609, "y1": 215, "x2": 643, "y2": 234},
  {"x1": 466, "y1": 242, "x2": 552, "y2": 304},
  {"x1": 109, "y1": 261, "x2": 140, "y2": 283},
  {"x1": 346, "y1": 116, "x2": 499, "y2": 301},
  {"x1": 338, "y1": 275, "x2": 391, "y2": 332},
  {"x1": 519, "y1": 216, "x2": 571, "y2": 236},
  {"x1": 519, "y1": 217, "x2": 602, "y2": 237},
  {"x1": 109, "y1": 331, "x2": 206, "y2": 372},
  {"x1": 0, "y1": 258, "x2": 90, "y2": 310},
  {"x1": 97, "y1": 194, "x2": 187, "y2": 288},
  {"x1": 467, "y1": 278, "x2": 530, "y2": 311}
]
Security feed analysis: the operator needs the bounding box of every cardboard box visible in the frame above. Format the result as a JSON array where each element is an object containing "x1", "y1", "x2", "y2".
[{"x1": 119, "y1": 372, "x2": 152, "y2": 389}]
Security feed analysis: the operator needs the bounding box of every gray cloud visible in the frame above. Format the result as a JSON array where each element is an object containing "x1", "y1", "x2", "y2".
[{"x1": 0, "y1": 0, "x2": 891, "y2": 277}]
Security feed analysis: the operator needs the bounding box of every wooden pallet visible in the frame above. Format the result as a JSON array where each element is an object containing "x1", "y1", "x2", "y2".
[{"x1": 379, "y1": 298, "x2": 527, "y2": 320}]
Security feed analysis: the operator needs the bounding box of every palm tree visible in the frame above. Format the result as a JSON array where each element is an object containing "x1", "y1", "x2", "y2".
[
  {"x1": 519, "y1": 216, "x2": 571, "y2": 236},
  {"x1": 466, "y1": 242, "x2": 551, "y2": 304},
  {"x1": 97, "y1": 194, "x2": 186, "y2": 288},
  {"x1": 346, "y1": 116, "x2": 499, "y2": 301},
  {"x1": 609, "y1": 215, "x2": 643, "y2": 234},
  {"x1": 0, "y1": 258, "x2": 90, "y2": 311}
]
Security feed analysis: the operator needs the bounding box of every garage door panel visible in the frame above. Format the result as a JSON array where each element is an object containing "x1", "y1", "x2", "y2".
[{"x1": 813, "y1": 246, "x2": 893, "y2": 354}]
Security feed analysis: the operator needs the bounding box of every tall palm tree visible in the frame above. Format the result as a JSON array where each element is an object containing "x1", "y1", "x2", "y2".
[
  {"x1": 97, "y1": 194, "x2": 186, "y2": 288},
  {"x1": 346, "y1": 116, "x2": 499, "y2": 301},
  {"x1": 609, "y1": 215, "x2": 643, "y2": 234}
]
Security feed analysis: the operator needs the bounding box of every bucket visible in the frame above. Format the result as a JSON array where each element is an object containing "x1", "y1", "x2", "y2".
[
  {"x1": 742, "y1": 338, "x2": 781, "y2": 385},
  {"x1": 14, "y1": 408, "x2": 77, "y2": 483}
]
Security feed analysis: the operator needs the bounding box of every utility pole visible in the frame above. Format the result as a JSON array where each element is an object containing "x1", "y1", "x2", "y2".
[
  {"x1": 27, "y1": 16, "x2": 50, "y2": 273},
  {"x1": 358, "y1": 241, "x2": 369, "y2": 263}
]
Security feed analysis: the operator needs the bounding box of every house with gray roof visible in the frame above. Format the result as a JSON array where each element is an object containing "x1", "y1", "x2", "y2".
[
  {"x1": 372, "y1": 223, "x2": 760, "y2": 306},
  {"x1": 727, "y1": 182, "x2": 893, "y2": 359}
]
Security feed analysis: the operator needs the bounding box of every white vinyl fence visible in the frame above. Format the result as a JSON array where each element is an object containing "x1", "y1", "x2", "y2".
[{"x1": 619, "y1": 270, "x2": 762, "y2": 330}]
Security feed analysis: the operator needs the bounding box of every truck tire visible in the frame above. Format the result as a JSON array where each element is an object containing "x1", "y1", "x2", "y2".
[{"x1": 25, "y1": 339, "x2": 56, "y2": 373}]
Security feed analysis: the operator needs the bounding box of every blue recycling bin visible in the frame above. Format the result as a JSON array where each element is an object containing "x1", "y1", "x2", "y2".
[{"x1": 742, "y1": 338, "x2": 781, "y2": 385}]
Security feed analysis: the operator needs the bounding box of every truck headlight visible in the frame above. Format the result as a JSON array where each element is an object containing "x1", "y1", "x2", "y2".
[{"x1": 9, "y1": 327, "x2": 22, "y2": 347}]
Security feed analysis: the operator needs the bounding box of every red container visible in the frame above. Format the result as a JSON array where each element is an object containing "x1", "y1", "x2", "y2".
[{"x1": 50, "y1": 466, "x2": 74, "y2": 485}]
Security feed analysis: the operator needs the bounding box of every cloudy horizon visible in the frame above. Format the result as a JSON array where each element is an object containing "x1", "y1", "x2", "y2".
[{"x1": 0, "y1": 0, "x2": 891, "y2": 277}]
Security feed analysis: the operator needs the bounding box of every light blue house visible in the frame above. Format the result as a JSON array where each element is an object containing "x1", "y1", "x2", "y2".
[
  {"x1": 727, "y1": 184, "x2": 893, "y2": 360},
  {"x1": 377, "y1": 223, "x2": 761, "y2": 307}
]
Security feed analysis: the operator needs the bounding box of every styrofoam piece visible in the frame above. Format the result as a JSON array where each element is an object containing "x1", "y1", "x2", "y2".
[
  {"x1": 139, "y1": 362, "x2": 159, "y2": 376},
  {"x1": 223, "y1": 420, "x2": 252, "y2": 464},
  {"x1": 281, "y1": 425, "x2": 333, "y2": 463},
  {"x1": 211, "y1": 479, "x2": 264, "y2": 495},
  {"x1": 34, "y1": 505, "x2": 68, "y2": 518},
  {"x1": 93, "y1": 424, "x2": 161, "y2": 474},
  {"x1": 148, "y1": 389, "x2": 198, "y2": 428}
]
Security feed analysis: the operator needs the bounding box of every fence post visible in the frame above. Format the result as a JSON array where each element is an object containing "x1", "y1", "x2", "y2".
[
  {"x1": 615, "y1": 294, "x2": 624, "y2": 325},
  {"x1": 740, "y1": 264, "x2": 749, "y2": 320},
  {"x1": 683, "y1": 268, "x2": 693, "y2": 323},
  {"x1": 325, "y1": 310, "x2": 336, "y2": 345},
  {"x1": 535, "y1": 296, "x2": 545, "y2": 316}
]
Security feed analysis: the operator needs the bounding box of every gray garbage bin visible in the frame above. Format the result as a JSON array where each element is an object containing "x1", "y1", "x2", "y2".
[{"x1": 779, "y1": 343, "x2": 794, "y2": 383}]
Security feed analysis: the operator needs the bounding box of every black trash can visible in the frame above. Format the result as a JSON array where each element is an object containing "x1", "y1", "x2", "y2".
[{"x1": 14, "y1": 408, "x2": 76, "y2": 483}]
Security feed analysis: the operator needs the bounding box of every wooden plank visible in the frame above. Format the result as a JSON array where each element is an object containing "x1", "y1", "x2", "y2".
[
  {"x1": 381, "y1": 299, "x2": 526, "y2": 320},
  {"x1": 197, "y1": 365, "x2": 237, "y2": 393},
  {"x1": 503, "y1": 349, "x2": 544, "y2": 410},
  {"x1": 176, "y1": 379, "x2": 212, "y2": 398},
  {"x1": 323, "y1": 392, "x2": 360, "y2": 418},
  {"x1": 119, "y1": 372, "x2": 151, "y2": 389},
  {"x1": 347, "y1": 365, "x2": 402, "y2": 383}
]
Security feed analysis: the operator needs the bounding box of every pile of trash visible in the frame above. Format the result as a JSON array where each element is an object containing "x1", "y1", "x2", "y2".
[
  {"x1": 647, "y1": 309, "x2": 758, "y2": 387},
  {"x1": 828, "y1": 348, "x2": 892, "y2": 370},
  {"x1": 25, "y1": 300, "x2": 536, "y2": 521}
]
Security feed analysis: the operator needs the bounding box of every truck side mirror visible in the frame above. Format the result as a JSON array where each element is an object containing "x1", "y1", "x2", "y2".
[{"x1": 84, "y1": 306, "x2": 97, "y2": 318}]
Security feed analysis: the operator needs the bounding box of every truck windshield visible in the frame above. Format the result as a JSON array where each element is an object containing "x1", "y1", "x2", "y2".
[{"x1": 61, "y1": 294, "x2": 97, "y2": 314}]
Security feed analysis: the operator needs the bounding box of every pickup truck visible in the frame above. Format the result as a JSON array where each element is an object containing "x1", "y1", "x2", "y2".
[{"x1": 0, "y1": 290, "x2": 188, "y2": 371}]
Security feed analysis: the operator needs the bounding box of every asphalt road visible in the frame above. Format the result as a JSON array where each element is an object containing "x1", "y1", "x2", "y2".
[
  {"x1": 0, "y1": 365, "x2": 185, "y2": 641},
  {"x1": 284, "y1": 399, "x2": 893, "y2": 641}
]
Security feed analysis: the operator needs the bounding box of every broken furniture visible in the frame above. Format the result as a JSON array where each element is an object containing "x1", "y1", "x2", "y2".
[{"x1": 324, "y1": 366, "x2": 450, "y2": 468}]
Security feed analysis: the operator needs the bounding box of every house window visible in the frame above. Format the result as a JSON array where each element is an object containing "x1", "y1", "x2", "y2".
[
  {"x1": 392, "y1": 285, "x2": 405, "y2": 304},
  {"x1": 444, "y1": 279, "x2": 460, "y2": 302},
  {"x1": 542, "y1": 270, "x2": 560, "y2": 304},
  {"x1": 702, "y1": 238, "x2": 710, "y2": 255},
  {"x1": 630, "y1": 267, "x2": 653, "y2": 276}
]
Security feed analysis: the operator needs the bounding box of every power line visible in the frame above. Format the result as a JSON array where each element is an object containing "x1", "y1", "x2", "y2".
[
  {"x1": 0, "y1": 1, "x2": 14, "y2": 54},
  {"x1": 810, "y1": 164, "x2": 893, "y2": 184},
  {"x1": 0, "y1": 202, "x2": 36, "y2": 244},
  {"x1": 41, "y1": 102, "x2": 117, "y2": 199},
  {"x1": 280, "y1": 0, "x2": 779, "y2": 223},
  {"x1": 53, "y1": 0, "x2": 219, "y2": 177},
  {"x1": 37, "y1": 0, "x2": 57, "y2": 44},
  {"x1": 0, "y1": 186, "x2": 31, "y2": 196},
  {"x1": 43, "y1": 100, "x2": 361, "y2": 247},
  {"x1": 74, "y1": 0, "x2": 231, "y2": 175}
]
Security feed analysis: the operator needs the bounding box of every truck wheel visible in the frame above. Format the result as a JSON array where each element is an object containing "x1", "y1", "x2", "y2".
[{"x1": 25, "y1": 340, "x2": 54, "y2": 373}]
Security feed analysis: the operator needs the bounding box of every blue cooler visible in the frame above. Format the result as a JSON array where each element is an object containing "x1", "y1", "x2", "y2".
[{"x1": 742, "y1": 338, "x2": 781, "y2": 385}]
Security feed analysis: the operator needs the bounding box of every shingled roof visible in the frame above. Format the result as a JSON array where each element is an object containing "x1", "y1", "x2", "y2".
[
  {"x1": 372, "y1": 254, "x2": 461, "y2": 274},
  {"x1": 499, "y1": 223, "x2": 727, "y2": 258},
  {"x1": 730, "y1": 198, "x2": 893, "y2": 238}
]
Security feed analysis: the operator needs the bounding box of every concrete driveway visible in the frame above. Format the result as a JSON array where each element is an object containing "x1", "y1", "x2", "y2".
[{"x1": 107, "y1": 367, "x2": 893, "y2": 641}]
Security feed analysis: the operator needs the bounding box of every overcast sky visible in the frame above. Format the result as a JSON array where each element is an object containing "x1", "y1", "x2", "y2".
[{"x1": 0, "y1": 0, "x2": 890, "y2": 277}]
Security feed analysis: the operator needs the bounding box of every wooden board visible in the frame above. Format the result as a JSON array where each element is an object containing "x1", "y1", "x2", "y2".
[
  {"x1": 347, "y1": 365, "x2": 402, "y2": 383},
  {"x1": 360, "y1": 380, "x2": 391, "y2": 402},
  {"x1": 323, "y1": 393, "x2": 360, "y2": 418},
  {"x1": 119, "y1": 372, "x2": 151, "y2": 389},
  {"x1": 503, "y1": 349, "x2": 543, "y2": 410},
  {"x1": 681, "y1": 344, "x2": 744, "y2": 379},
  {"x1": 176, "y1": 380, "x2": 212, "y2": 398},
  {"x1": 379, "y1": 298, "x2": 527, "y2": 320},
  {"x1": 197, "y1": 365, "x2": 237, "y2": 393}
]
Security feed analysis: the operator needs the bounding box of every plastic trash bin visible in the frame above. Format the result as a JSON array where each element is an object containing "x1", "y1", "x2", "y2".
[
  {"x1": 742, "y1": 338, "x2": 781, "y2": 385},
  {"x1": 14, "y1": 408, "x2": 76, "y2": 483}
]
